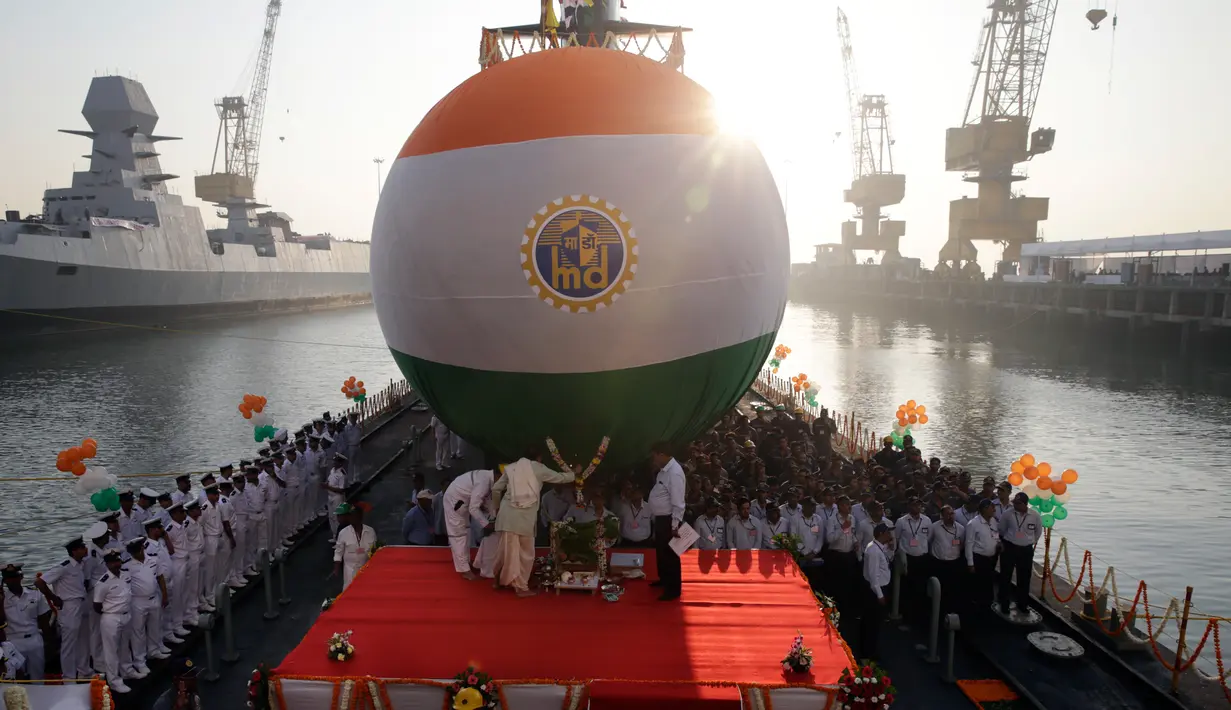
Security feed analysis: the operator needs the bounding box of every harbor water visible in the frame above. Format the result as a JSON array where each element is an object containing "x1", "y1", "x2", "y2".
[{"x1": 2, "y1": 302, "x2": 1229, "y2": 617}]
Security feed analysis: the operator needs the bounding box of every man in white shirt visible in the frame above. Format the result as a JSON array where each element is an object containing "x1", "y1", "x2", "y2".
[
  {"x1": 34, "y1": 538, "x2": 91, "y2": 678},
  {"x1": 443, "y1": 468, "x2": 499, "y2": 580},
  {"x1": 794, "y1": 498, "x2": 826, "y2": 561},
  {"x1": 928, "y1": 505, "x2": 965, "y2": 614},
  {"x1": 324, "y1": 453, "x2": 349, "y2": 541},
  {"x1": 763, "y1": 506, "x2": 791, "y2": 548},
  {"x1": 964, "y1": 499, "x2": 1000, "y2": 611},
  {"x1": 429, "y1": 414, "x2": 452, "y2": 471},
  {"x1": 1, "y1": 564, "x2": 51, "y2": 680},
  {"x1": 749, "y1": 485, "x2": 771, "y2": 520},
  {"x1": 856, "y1": 501, "x2": 891, "y2": 562},
  {"x1": 727, "y1": 498, "x2": 767, "y2": 550},
  {"x1": 117, "y1": 490, "x2": 146, "y2": 541},
  {"x1": 997, "y1": 492, "x2": 1042, "y2": 617},
  {"x1": 694, "y1": 499, "x2": 726, "y2": 550},
  {"x1": 332, "y1": 504, "x2": 378, "y2": 591},
  {"x1": 122, "y1": 538, "x2": 164, "y2": 677},
  {"x1": 778, "y1": 488, "x2": 804, "y2": 526},
  {"x1": 894, "y1": 496, "x2": 931, "y2": 618},
  {"x1": 93, "y1": 551, "x2": 135, "y2": 693},
  {"x1": 171, "y1": 475, "x2": 193, "y2": 506},
  {"x1": 859, "y1": 523, "x2": 894, "y2": 662},
  {"x1": 823, "y1": 496, "x2": 859, "y2": 603},
  {"x1": 139, "y1": 519, "x2": 175, "y2": 657},
  {"x1": 162, "y1": 505, "x2": 193, "y2": 641},
  {"x1": 244, "y1": 468, "x2": 268, "y2": 574},
  {"x1": 617, "y1": 486, "x2": 652, "y2": 546},
  {"x1": 647, "y1": 442, "x2": 686, "y2": 601}
]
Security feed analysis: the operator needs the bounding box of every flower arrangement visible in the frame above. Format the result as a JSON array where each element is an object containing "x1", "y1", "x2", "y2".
[
  {"x1": 532, "y1": 556, "x2": 558, "y2": 589},
  {"x1": 321, "y1": 597, "x2": 336, "y2": 611},
  {"x1": 247, "y1": 663, "x2": 272, "y2": 709},
  {"x1": 449, "y1": 666, "x2": 498, "y2": 710},
  {"x1": 814, "y1": 591, "x2": 841, "y2": 628},
  {"x1": 327, "y1": 630, "x2": 355, "y2": 662},
  {"x1": 3, "y1": 687, "x2": 30, "y2": 710},
  {"x1": 781, "y1": 631, "x2": 814, "y2": 674},
  {"x1": 771, "y1": 532, "x2": 805, "y2": 564},
  {"x1": 836, "y1": 663, "x2": 896, "y2": 710},
  {"x1": 545, "y1": 435, "x2": 611, "y2": 502}
]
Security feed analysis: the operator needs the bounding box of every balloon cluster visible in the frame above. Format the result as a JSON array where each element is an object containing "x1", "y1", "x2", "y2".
[
  {"x1": 237, "y1": 393, "x2": 277, "y2": 442},
  {"x1": 768, "y1": 344, "x2": 792, "y2": 374},
  {"x1": 888, "y1": 400, "x2": 929, "y2": 448},
  {"x1": 1007, "y1": 453, "x2": 1079, "y2": 528},
  {"x1": 56, "y1": 439, "x2": 120, "y2": 511},
  {"x1": 790, "y1": 373, "x2": 820, "y2": 408},
  {"x1": 341, "y1": 376, "x2": 367, "y2": 403}
]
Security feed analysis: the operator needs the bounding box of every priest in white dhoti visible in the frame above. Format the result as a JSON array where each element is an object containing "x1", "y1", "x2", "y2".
[
  {"x1": 490, "y1": 449, "x2": 574, "y2": 597},
  {"x1": 443, "y1": 467, "x2": 501, "y2": 580},
  {"x1": 332, "y1": 503, "x2": 377, "y2": 591}
]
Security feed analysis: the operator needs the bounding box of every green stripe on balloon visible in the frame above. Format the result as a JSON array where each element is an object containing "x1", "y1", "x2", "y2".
[{"x1": 390, "y1": 332, "x2": 776, "y2": 469}]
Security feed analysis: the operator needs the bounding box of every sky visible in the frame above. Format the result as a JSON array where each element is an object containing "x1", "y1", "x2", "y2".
[{"x1": 2, "y1": 0, "x2": 1228, "y2": 269}]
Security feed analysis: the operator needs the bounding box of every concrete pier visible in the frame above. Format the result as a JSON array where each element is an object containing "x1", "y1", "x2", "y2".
[{"x1": 790, "y1": 276, "x2": 1231, "y2": 354}]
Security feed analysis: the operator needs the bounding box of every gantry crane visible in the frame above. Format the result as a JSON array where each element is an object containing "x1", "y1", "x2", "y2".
[
  {"x1": 195, "y1": 0, "x2": 284, "y2": 204},
  {"x1": 836, "y1": 8, "x2": 905, "y2": 262},
  {"x1": 940, "y1": 0, "x2": 1058, "y2": 272}
]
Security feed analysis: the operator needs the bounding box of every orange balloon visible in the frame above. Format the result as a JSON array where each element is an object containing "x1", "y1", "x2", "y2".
[
  {"x1": 359, "y1": 388, "x2": 366, "y2": 395},
  {"x1": 1010, "y1": 461, "x2": 1024, "y2": 475},
  {"x1": 71, "y1": 461, "x2": 86, "y2": 476},
  {"x1": 243, "y1": 410, "x2": 253, "y2": 420},
  {"x1": 355, "y1": 380, "x2": 363, "y2": 388},
  {"x1": 82, "y1": 437, "x2": 98, "y2": 448},
  {"x1": 253, "y1": 404, "x2": 264, "y2": 414},
  {"x1": 916, "y1": 405, "x2": 926, "y2": 415},
  {"x1": 341, "y1": 386, "x2": 349, "y2": 394},
  {"x1": 1037, "y1": 476, "x2": 1055, "y2": 490},
  {"x1": 918, "y1": 414, "x2": 929, "y2": 425},
  {"x1": 1020, "y1": 454, "x2": 1035, "y2": 467},
  {"x1": 1061, "y1": 469, "x2": 1078, "y2": 484},
  {"x1": 1037, "y1": 462, "x2": 1052, "y2": 477},
  {"x1": 1023, "y1": 466, "x2": 1039, "y2": 480},
  {"x1": 908, "y1": 414, "x2": 919, "y2": 424},
  {"x1": 56, "y1": 459, "x2": 73, "y2": 473},
  {"x1": 906, "y1": 400, "x2": 917, "y2": 409},
  {"x1": 1007, "y1": 472, "x2": 1024, "y2": 486},
  {"x1": 1051, "y1": 481, "x2": 1067, "y2": 495},
  {"x1": 68, "y1": 447, "x2": 84, "y2": 461},
  {"x1": 81, "y1": 443, "x2": 97, "y2": 459},
  {"x1": 897, "y1": 418, "x2": 908, "y2": 427}
]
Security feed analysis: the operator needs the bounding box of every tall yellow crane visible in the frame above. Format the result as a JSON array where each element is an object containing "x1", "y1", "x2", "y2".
[
  {"x1": 836, "y1": 7, "x2": 905, "y2": 262},
  {"x1": 940, "y1": 0, "x2": 1058, "y2": 273}
]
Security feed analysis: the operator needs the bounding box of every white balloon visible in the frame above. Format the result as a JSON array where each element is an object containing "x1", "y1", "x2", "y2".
[
  {"x1": 1037, "y1": 488, "x2": 1055, "y2": 500},
  {"x1": 252, "y1": 412, "x2": 271, "y2": 428},
  {"x1": 893, "y1": 423, "x2": 905, "y2": 435},
  {"x1": 1020, "y1": 481, "x2": 1039, "y2": 498},
  {"x1": 1054, "y1": 492, "x2": 1071, "y2": 504},
  {"x1": 75, "y1": 466, "x2": 116, "y2": 496}
]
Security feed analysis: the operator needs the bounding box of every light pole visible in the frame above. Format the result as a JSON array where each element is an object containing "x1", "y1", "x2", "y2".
[{"x1": 373, "y1": 158, "x2": 385, "y2": 197}]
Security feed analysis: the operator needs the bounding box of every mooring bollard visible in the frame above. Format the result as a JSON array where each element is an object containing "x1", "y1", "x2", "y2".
[
  {"x1": 215, "y1": 582, "x2": 238, "y2": 663},
  {"x1": 943, "y1": 614, "x2": 961, "y2": 683},
  {"x1": 259, "y1": 548, "x2": 279, "y2": 620},
  {"x1": 409, "y1": 424, "x2": 421, "y2": 466},
  {"x1": 889, "y1": 554, "x2": 905, "y2": 621},
  {"x1": 274, "y1": 548, "x2": 292, "y2": 605},
  {"x1": 198, "y1": 612, "x2": 220, "y2": 682},
  {"x1": 924, "y1": 577, "x2": 942, "y2": 663}
]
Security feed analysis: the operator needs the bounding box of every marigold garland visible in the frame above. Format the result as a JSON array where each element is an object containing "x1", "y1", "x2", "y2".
[{"x1": 545, "y1": 435, "x2": 610, "y2": 502}]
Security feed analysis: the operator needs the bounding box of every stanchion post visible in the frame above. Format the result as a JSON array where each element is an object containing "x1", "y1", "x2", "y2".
[
  {"x1": 924, "y1": 577, "x2": 941, "y2": 663},
  {"x1": 1041, "y1": 528, "x2": 1052, "y2": 601},
  {"x1": 215, "y1": 583, "x2": 238, "y2": 663},
  {"x1": 943, "y1": 614, "x2": 960, "y2": 683},
  {"x1": 1170, "y1": 586, "x2": 1194, "y2": 695},
  {"x1": 889, "y1": 554, "x2": 905, "y2": 621},
  {"x1": 275, "y1": 548, "x2": 292, "y2": 605},
  {"x1": 199, "y1": 612, "x2": 220, "y2": 681},
  {"x1": 260, "y1": 548, "x2": 279, "y2": 620}
]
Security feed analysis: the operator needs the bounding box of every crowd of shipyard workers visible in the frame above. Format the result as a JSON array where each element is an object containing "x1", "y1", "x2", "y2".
[
  {"x1": 0, "y1": 411, "x2": 364, "y2": 694},
  {"x1": 407, "y1": 404, "x2": 1045, "y2": 661}
]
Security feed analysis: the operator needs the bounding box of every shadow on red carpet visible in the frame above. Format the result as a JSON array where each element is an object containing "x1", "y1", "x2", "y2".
[{"x1": 276, "y1": 547, "x2": 851, "y2": 688}]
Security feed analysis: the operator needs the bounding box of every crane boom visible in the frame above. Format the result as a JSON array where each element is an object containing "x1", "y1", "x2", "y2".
[
  {"x1": 961, "y1": 0, "x2": 1059, "y2": 125},
  {"x1": 243, "y1": 0, "x2": 282, "y2": 185},
  {"x1": 836, "y1": 8, "x2": 865, "y2": 179}
]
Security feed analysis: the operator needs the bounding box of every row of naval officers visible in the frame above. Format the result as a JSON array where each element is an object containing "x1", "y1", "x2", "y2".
[{"x1": 2, "y1": 415, "x2": 359, "y2": 693}]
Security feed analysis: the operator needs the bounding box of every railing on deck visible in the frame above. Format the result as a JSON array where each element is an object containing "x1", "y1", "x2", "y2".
[
  {"x1": 752, "y1": 368, "x2": 879, "y2": 461},
  {"x1": 1036, "y1": 530, "x2": 1231, "y2": 703}
]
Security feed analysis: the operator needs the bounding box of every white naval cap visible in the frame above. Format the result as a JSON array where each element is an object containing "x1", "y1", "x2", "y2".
[
  {"x1": 139, "y1": 487, "x2": 159, "y2": 498},
  {"x1": 124, "y1": 536, "x2": 146, "y2": 550},
  {"x1": 321, "y1": 433, "x2": 334, "y2": 443},
  {"x1": 274, "y1": 428, "x2": 288, "y2": 441},
  {"x1": 84, "y1": 521, "x2": 109, "y2": 540}
]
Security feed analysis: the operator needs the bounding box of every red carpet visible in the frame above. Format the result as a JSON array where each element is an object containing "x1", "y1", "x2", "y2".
[{"x1": 277, "y1": 547, "x2": 852, "y2": 689}]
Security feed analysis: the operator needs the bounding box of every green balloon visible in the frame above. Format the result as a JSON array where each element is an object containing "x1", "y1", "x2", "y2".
[
  {"x1": 90, "y1": 491, "x2": 106, "y2": 512},
  {"x1": 1038, "y1": 499, "x2": 1055, "y2": 513},
  {"x1": 1041, "y1": 513, "x2": 1055, "y2": 528},
  {"x1": 1052, "y1": 504, "x2": 1068, "y2": 520},
  {"x1": 1029, "y1": 496, "x2": 1044, "y2": 508},
  {"x1": 104, "y1": 488, "x2": 121, "y2": 510}
]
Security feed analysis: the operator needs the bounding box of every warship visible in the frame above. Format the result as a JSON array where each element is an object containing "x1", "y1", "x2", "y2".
[{"x1": 0, "y1": 76, "x2": 371, "y2": 335}]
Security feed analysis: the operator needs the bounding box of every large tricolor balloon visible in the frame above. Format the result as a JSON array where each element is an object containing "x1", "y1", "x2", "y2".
[{"x1": 372, "y1": 48, "x2": 789, "y2": 467}]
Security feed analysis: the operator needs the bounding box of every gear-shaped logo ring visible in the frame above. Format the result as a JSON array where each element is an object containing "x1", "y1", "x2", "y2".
[{"x1": 520, "y1": 195, "x2": 638, "y2": 314}]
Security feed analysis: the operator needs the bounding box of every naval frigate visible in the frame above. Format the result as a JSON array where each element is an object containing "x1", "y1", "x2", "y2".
[{"x1": 0, "y1": 76, "x2": 371, "y2": 334}]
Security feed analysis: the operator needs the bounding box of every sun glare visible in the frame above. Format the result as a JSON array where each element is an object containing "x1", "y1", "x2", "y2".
[{"x1": 714, "y1": 93, "x2": 756, "y2": 137}]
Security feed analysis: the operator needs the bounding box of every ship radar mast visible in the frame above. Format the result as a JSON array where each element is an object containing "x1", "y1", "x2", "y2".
[
  {"x1": 480, "y1": 1, "x2": 689, "y2": 71},
  {"x1": 195, "y1": 0, "x2": 283, "y2": 205}
]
